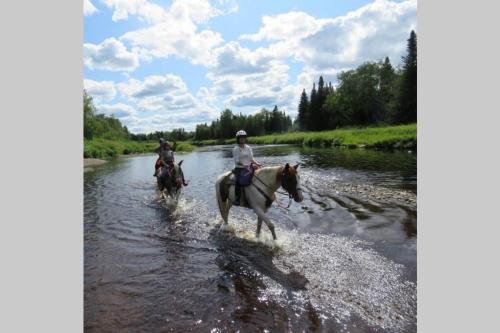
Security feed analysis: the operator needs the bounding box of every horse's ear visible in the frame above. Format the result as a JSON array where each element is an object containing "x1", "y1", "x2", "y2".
[
  {"x1": 293, "y1": 163, "x2": 299, "y2": 170},
  {"x1": 285, "y1": 163, "x2": 290, "y2": 171}
]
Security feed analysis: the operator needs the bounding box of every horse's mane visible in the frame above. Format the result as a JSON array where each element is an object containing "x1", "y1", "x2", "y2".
[{"x1": 255, "y1": 165, "x2": 285, "y2": 183}]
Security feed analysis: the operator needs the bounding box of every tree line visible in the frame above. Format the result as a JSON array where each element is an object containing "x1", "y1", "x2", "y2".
[
  {"x1": 194, "y1": 106, "x2": 292, "y2": 140},
  {"x1": 130, "y1": 128, "x2": 193, "y2": 142},
  {"x1": 297, "y1": 30, "x2": 417, "y2": 130},
  {"x1": 84, "y1": 90, "x2": 194, "y2": 142},
  {"x1": 84, "y1": 90, "x2": 130, "y2": 140}
]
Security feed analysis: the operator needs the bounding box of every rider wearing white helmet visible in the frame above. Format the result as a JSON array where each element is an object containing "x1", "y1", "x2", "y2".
[{"x1": 233, "y1": 130, "x2": 261, "y2": 205}]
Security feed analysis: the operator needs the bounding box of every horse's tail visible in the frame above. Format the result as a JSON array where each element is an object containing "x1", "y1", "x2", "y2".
[{"x1": 215, "y1": 172, "x2": 231, "y2": 223}]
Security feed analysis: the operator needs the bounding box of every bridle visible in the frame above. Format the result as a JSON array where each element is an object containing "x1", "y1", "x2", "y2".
[{"x1": 251, "y1": 164, "x2": 302, "y2": 209}]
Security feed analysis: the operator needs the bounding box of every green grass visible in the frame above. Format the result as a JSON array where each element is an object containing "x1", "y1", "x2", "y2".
[
  {"x1": 84, "y1": 139, "x2": 194, "y2": 159},
  {"x1": 192, "y1": 124, "x2": 417, "y2": 150},
  {"x1": 84, "y1": 124, "x2": 415, "y2": 159},
  {"x1": 174, "y1": 141, "x2": 195, "y2": 152}
]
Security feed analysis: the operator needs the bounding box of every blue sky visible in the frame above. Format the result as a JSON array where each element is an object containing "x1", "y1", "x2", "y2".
[{"x1": 84, "y1": 0, "x2": 417, "y2": 133}]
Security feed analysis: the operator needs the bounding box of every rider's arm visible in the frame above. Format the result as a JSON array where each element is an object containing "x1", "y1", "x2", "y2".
[{"x1": 249, "y1": 146, "x2": 261, "y2": 167}]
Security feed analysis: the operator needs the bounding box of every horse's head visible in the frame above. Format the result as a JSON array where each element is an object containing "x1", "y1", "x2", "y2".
[{"x1": 281, "y1": 163, "x2": 303, "y2": 202}]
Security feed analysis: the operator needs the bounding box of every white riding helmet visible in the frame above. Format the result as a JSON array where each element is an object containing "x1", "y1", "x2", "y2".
[{"x1": 236, "y1": 130, "x2": 247, "y2": 138}]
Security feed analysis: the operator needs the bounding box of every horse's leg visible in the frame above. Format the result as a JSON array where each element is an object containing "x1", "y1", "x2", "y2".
[
  {"x1": 253, "y1": 208, "x2": 277, "y2": 240},
  {"x1": 215, "y1": 178, "x2": 231, "y2": 226},
  {"x1": 256, "y1": 217, "x2": 263, "y2": 238}
]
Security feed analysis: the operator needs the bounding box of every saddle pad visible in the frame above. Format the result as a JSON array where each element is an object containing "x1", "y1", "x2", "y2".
[{"x1": 238, "y1": 167, "x2": 254, "y2": 186}]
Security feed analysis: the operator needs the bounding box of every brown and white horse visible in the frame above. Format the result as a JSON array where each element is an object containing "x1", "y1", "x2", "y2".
[{"x1": 215, "y1": 163, "x2": 303, "y2": 240}]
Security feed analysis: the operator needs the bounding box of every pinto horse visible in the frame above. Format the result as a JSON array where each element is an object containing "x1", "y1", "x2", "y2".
[
  {"x1": 156, "y1": 160, "x2": 187, "y2": 203},
  {"x1": 215, "y1": 163, "x2": 303, "y2": 240}
]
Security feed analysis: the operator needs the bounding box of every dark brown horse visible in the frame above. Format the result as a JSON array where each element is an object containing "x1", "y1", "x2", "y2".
[{"x1": 156, "y1": 160, "x2": 187, "y2": 204}]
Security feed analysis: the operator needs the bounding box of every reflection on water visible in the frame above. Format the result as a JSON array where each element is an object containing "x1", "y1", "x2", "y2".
[{"x1": 85, "y1": 145, "x2": 417, "y2": 332}]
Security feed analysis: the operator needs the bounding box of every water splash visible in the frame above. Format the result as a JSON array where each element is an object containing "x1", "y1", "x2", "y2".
[{"x1": 169, "y1": 196, "x2": 416, "y2": 332}]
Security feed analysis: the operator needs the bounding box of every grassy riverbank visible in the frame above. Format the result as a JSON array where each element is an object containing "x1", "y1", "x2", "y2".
[
  {"x1": 84, "y1": 139, "x2": 194, "y2": 159},
  {"x1": 193, "y1": 124, "x2": 416, "y2": 150}
]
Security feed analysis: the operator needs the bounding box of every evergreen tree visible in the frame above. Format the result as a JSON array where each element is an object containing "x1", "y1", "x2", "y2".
[
  {"x1": 271, "y1": 105, "x2": 280, "y2": 132},
  {"x1": 378, "y1": 57, "x2": 396, "y2": 122},
  {"x1": 309, "y1": 83, "x2": 318, "y2": 131},
  {"x1": 297, "y1": 89, "x2": 309, "y2": 131},
  {"x1": 316, "y1": 76, "x2": 327, "y2": 130},
  {"x1": 328, "y1": 82, "x2": 334, "y2": 95},
  {"x1": 395, "y1": 30, "x2": 417, "y2": 123},
  {"x1": 318, "y1": 76, "x2": 326, "y2": 103},
  {"x1": 219, "y1": 109, "x2": 235, "y2": 139}
]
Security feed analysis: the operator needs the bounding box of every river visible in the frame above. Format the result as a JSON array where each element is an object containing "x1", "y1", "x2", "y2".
[{"x1": 84, "y1": 145, "x2": 417, "y2": 332}]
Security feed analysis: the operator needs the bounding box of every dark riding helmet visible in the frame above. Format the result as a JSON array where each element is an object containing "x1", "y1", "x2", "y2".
[{"x1": 159, "y1": 138, "x2": 165, "y2": 145}]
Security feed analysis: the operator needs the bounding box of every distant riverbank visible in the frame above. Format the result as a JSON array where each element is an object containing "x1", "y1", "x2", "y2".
[
  {"x1": 193, "y1": 124, "x2": 416, "y2": 150},
  {"x1": 83, "y1": 124, "x2": 415, "y2": 160},
  {"x1": 84, "y1": 139, "x2": 194, "y2": 159}
]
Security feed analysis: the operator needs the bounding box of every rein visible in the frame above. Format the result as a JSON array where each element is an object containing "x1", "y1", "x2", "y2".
[{"x1": 251, "y1": 168, "x2": 294, "y2": 209}]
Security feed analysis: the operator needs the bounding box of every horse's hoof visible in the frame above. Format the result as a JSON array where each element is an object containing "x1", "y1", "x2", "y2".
[{"x1": 219, "y1": 224, "x2": 235, "y2": 233}]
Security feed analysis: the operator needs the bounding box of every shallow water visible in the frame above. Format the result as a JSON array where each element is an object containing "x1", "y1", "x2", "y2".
[{"x1": 84, "y1": 145, "x2": 417, "y2": 332}]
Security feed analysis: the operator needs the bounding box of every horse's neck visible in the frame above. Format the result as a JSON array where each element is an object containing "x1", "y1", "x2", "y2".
[{"x1": 255, "y1": 166, "x2": 282, "y2": 192}]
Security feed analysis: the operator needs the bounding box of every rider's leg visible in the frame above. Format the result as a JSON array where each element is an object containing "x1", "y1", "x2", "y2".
[{"x1": 234, "y1": 168, "x2": 242, "y2": 205}]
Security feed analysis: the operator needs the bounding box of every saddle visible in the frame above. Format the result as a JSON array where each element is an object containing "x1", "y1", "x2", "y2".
[{"x1": 220, "y1": 172, "x2": 252, "y2": 208}]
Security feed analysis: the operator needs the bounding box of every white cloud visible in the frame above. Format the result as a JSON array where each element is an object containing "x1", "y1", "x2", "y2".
[
  {"x1": 136, "y1": 93, "x2": 198, "y2": 113},
  {"x1": 240, "y1": 11, "x2": 324, "y2": 42},
  {"x1": 84, "y1": 38, "x2": 140, "y2": 71},
  {"x1": 239, "y1": 0, "x2": 416, "y2": 71},
  {"x1": 297, "y1": 0, "x2": 417, "y2": 70},
  {"x1": 84, "y1": 0, "x2": 98, "y2": 16},
  {"x1": 118, "y1": 74, "x2": 187, "y2": 99},
  {"x1": 100, "y1": 0, "x2": 236, "y2": 66},
  {"x1": 102, "y1": 0, "x2": 229, "y2": 24},
  {"x1": 119, "y1": 108, "x2": 216, "y2": 133},
  {"x1": 84, "y1": 79, "x2": 116, "y2": 101},
  {"x1": 121, "y1": 25, "x2": 223, "y2": 66},
  {"x1": 87, "y1": 1, "x2": 238, "y2": 69},
  {"x1": 203, "y1": 41, "x2": 298, "y2": 111},
  {"x1": 96, "y1": 103, "x2": 136, "y2": 118},
  {"x1": 209, "y1": 42, "x2": 277, "y2": 76},
  {"x1": 169, "y1": 0, "x2": 223, "y2": 24},
  {"x1": 101, "y1": 0, "x2": 165, "y2": 23},
  {"x1": 114, "y1": 74, "x2": 219, "y2": 130}
]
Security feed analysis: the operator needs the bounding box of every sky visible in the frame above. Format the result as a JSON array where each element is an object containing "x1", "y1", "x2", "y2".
[{"x1": 84, "y1": 0, "x2": 417, "y2": 133}]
